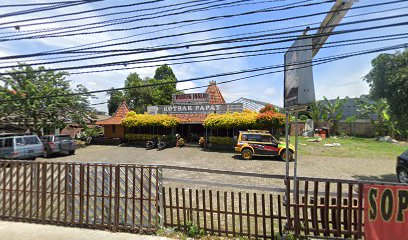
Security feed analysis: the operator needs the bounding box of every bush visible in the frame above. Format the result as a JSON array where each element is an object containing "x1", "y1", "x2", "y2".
[
  {"x1": 208, "y1": 136, "x2": 234, "y2": 146},
  {"x1": 203, "y1": 109, "x2": 258, "y2": 129},
  {"x1": 122, "y1": 111, "x2": 180, "y2": 128}
]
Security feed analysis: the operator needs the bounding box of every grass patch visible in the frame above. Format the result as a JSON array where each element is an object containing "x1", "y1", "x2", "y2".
[{"x1": 289, "y1": 136, "x2": 407, "y2": 159}]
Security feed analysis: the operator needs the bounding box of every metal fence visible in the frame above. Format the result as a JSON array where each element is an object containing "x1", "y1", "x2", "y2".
[
  {"x1": 0, "y1": 161, "x2": 161, "y2": 233},
  {"x1": 161, "y1": 166, "x2": 365, "y2": 239}
]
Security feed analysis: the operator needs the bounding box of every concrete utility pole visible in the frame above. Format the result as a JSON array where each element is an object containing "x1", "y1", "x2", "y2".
[{"x1": 283, "y1": 0, "x2": 355, "y2": 236}]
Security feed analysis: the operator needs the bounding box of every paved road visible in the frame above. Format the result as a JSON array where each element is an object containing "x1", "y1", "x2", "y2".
[{"x1": 0, "y1": 221, "x2": 171, "y2": 240}]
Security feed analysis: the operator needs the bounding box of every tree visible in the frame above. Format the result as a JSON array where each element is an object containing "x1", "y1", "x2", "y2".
[
  {"x1": 256, "y1": 104, "x2": 285, "y2": 137},
  {"x1": 321, "y1": 96, "x2": 349, "y2": 135},
  {"x1": 0, "y1": 64, "x2": 95, "y2": 135},
  {"x1": 307, "y1": 101, "x2": 323, "y2": 127},
  {"x1": 106, "y1": 89, "x2": 124, "y2": 115},
  {"x1": 123, "y1": 73, "x2": 154, "y2": 113},
  {"x1": 123, "y1": 65, "x2": 181, "y2": 113},
  {"x1": 152, "y1": 64, "x2": 179, "y2": 105},
  {"x1": 364, "y1": 50, "x2": 408, "y2": 137},
  {"x1": 356, "y1": 98, "x2": 398, "y2": 137}
]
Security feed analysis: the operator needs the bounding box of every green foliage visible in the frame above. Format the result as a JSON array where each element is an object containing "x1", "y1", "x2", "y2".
[
  {"x1": 78, "y1": 126, "x2": 103, "y2": 140},
  {"x1": 121, "y1": 111, "x2": 180, "y2": 128},
  {"x1": 123, "y1": 65, "x2": 180, "y2": 113},
  {"x1": 321, "y1": 96, "x2": 349, "y2": 135},
  {"x1": 0, "y1": 64, "x2": 95, "y2": 135},
  {"x1": 364, "y1": 50, "x2": 408, "y2": 138},
  {"x1": 208, "y1": 136, "x2": 234, "y2": 146},
  {"x1": 185, "y1": 222, "x2": 205, "y2": 238},
  {"x1": 106, "y1": 89, "x2": 124, "y2": 115},
  {"x1": 124, "y1": 134, "x2": 161, "y2": 141},
  {"x1": 356, "y1": 98, "x2": 398, "y2": 137}
]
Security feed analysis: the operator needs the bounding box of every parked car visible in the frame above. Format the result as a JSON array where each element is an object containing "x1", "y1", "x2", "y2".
[
  {"x1": 0, "y1": 134, "x2": 44, "y2": 160},
  {"x1": 397, "y1": 149, "x2": 408, "y2": 183},
  {"x1": 235, "y1": 130, "x2": 295, "y2": 161},
  {"x1": 40, "y1": 135, "x2": 76, "y2": 157}
]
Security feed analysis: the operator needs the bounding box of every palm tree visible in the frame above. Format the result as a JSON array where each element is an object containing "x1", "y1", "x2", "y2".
[{"x1": 321, "y1": 96, "x2": 349, "y2": 135}]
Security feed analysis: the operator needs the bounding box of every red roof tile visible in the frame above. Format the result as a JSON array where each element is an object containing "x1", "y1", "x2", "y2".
[
  {"x1": 96, "y1": 101, "x2": 129, "y2": 125},
  {"x1": 205, "y1": 80, "x2": 226, "y2": 104}
]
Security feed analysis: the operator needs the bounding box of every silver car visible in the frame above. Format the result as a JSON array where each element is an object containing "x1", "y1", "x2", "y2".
[
  {"x1": 0, "y1": 134, "x2": 44, "y2": 160},
  {"x1": 41, "y1": 135, "x2": 76, "y2": 158}
]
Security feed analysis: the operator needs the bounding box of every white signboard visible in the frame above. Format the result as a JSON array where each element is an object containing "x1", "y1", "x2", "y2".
[
  {"x1": 284, "y1": 37, "x2": 315, "y2": 109},
  {"x1": 147, "y1": 103, "x2": 243, "y2": 115}
]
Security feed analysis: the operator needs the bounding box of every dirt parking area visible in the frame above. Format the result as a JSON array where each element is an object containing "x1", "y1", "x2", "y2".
[{"x1": 38, "y1": 145, "x2": 399, "y2": 188}]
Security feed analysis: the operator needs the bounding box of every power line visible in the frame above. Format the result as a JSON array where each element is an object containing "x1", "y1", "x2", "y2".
[
  {"x1": 12, "y1": 0, "x2": 398, "y2": 58},
  {"x1": 65, "y1": 33, "x2": 408, "y2": 75},
  {"x1": 0, "y1": 2, "x2": 88, "y2": 8},
  {"x1": 0, "y1": 1, "x2": 103, "y2": 19},
  {"x1": 0, "y1": 14, "x2": 406, "y2": 72},
  {"x1": 1, "y1": 42, "x2": 406, "y2": 103},
  {"x1": 0, "y1": 0, "x2": 324, "y2": 40},
  {"x1": 0, "y1": 0, "x2": 284, "y2": 31},
  {"x1": 2, "y1": 5, "x2": 405, "y2": 65}
]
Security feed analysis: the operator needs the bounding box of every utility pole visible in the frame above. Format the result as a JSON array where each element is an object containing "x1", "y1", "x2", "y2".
[{"x1": 283, "y1": 0, "x2": 355, "y2": 236}]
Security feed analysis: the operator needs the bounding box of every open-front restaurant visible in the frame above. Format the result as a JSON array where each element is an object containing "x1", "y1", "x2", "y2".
[{"x1": 96, "y1": 80, "x2": 284, "y2": 148}]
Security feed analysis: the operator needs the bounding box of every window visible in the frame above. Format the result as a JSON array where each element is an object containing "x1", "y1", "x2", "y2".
[
  {"x1": 241, "y1": 134, "x2": 248, "y2": 141},
  {"x1": 0, "y1": 139, "x2": 3, "y2": 148},
  {"x1": 261, "y1": 135, "x2": 272, "y2": 143},
  {"x1": 112, "y1": 125, "x2": 116, "y2": 133},
  {"x1": 4, "y1": 138, "x2": 13, "y2": 147},
  {"x1": 15, "y1": 138, "x2": 25, "y2": 146},
  {"x1": 24, "y1": 137, "x2": 40, "y2": 145}
]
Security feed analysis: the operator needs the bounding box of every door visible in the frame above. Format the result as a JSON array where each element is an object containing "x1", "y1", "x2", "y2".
[
  {"x1": 248, "y1": 134, "x2": 279, "y2": 156},
  {"x1": 14, "y1": 137, "x2": 26, "y2": 159}
]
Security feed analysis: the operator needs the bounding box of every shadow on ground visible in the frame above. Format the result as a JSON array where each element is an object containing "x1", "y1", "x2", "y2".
[
  {"x1": 232, "y1": 154, "x2": 283, "y2": 162},
  {"x1": 351, "y1": 173, "x2": 397, "y2": 183}
]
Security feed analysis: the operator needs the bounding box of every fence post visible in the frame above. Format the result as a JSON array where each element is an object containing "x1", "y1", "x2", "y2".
[
  {"x1": 158, "y1": 166, "x2": 164, "y2": 228},
  {"x1": 113, "y1": 165, "x2": 120, "y2": 232},
  {"x1": 41, "y1": 162, "x2": 47, "y2": 223}
]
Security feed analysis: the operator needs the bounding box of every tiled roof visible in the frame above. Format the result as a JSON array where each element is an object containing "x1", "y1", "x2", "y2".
[
  {"x1": 205, "y1": 80, "x2": 225, "y2": 104},
  {"x1": 173, "y1": 114, "x2": 208, "y2": 123},
  {"x1": 96, "y1": 101, "x2": 129, "y2": 125}
]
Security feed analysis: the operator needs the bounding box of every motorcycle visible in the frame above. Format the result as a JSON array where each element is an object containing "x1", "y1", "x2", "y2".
[
  {"x1": 157, "y1": 136, "x2": 166, "y2": 151},
  {"x1": 146, "y1": 138, "x2": 158, "y2": 150}
]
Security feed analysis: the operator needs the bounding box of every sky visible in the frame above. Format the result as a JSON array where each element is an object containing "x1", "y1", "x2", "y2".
[{"x1": 0, "y1": 0, "x2": 407, "y2": 113}]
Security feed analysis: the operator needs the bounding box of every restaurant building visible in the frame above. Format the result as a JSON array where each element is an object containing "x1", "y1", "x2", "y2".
[{"x1": 96, "y1": 81, "x2": 244, "y2": 141}]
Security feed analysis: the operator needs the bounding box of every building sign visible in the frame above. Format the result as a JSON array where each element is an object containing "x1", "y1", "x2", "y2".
[
  {"x1": 364, "y1": 184, "x2": 408, "y2": 240},
  {"x1": 147, "y1": 103, "x2": 243, "y2": 115},
  {"x1": 284, "y1": 37, "x2": 315, "y2": 109},
  {"x1": 172, "y1": 93, "x2": 209, "y2": 104}
]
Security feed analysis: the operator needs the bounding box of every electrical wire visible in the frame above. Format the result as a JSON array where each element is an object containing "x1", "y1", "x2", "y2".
[
  {"x1": 0, "y1": 0, "x2": 324, "y2": 40},
  {"x1": 0, "y1": 14, "x2": 406, "y2": 72},
  {"x1": 0, "y1": 0, "x2": 286, "y2": 31},
  {"x1": 2, "y1": 5, "x2": 404, "y2": 65},
  {"x1": 1, "y1": 42, "x2": 406, "y2": 103}
]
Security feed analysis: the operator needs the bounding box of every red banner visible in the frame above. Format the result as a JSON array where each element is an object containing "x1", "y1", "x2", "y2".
[{"x1": 364, "y1": 184, "x2": 408, "y2": 240}]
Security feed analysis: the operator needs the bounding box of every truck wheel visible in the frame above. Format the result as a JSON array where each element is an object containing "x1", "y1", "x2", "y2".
[
  {"x1": 280, "y1": 149, "x2": 293, "y2": 162},
  {"x1": 241, "y1": 149, "x2": 253, "y2": 160}
]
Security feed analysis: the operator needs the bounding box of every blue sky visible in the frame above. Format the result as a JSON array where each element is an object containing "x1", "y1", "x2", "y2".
[{"x1": 0, "y1": 0, "x2": 407, "y2": 113}]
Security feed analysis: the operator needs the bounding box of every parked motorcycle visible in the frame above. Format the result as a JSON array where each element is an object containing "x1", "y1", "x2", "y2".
[
  {"x1": 157, "y1": 136, "x2": 166, "y2": 151},
  {"x1": 146, "y1": 137, "x2": 158, "y2": 150}
]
